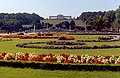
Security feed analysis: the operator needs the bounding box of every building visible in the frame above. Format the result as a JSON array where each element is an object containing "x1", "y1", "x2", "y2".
[{"x1": 49, "y1": 14, "x2": 72, "y2": 20}]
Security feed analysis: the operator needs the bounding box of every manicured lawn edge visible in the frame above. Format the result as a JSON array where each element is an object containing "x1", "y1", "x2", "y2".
[
  {"x1": 68, "y1": 33, "x2": 120, "y2": 35},
  {"x1": 0, "y1": 60, "x2": 120, "y2": 71}
]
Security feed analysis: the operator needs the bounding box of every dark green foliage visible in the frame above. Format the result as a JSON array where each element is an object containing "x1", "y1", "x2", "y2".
[
  {"x1": 113, "y1": 6, "x2": 120, "y2": 31},
  {"x1": 0, "y1": 13, "x2": 44, "y2": 32},
  {"x1": 78, "y1": 10, "x2": 116, "y2": 31},
  {"x1": 0, "y1": 61, "x2": 120, "y2": 71},
  {"x1": 78, "y1": 11, "x2": 105, "y2": 22}
]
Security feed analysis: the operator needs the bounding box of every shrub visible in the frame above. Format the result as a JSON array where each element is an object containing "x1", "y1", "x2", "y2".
[{"x1": 58, "y1": 36, "x2": 75, "y2": 40}]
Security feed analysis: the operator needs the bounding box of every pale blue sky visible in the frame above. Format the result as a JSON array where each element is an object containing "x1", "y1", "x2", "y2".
[{"x1": 0, "y1": 0, "x2": 120, "y2": 18}]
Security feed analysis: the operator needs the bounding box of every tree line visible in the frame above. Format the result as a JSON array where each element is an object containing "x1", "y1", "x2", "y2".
[
  {"x1": 1, "y1": 6, "x2": 120, "y2": 32},
  {"x1": 0, "y1": 13, "x2": 44, "y2": 32},
  {"x1": 78, "y1": 6, "x2": 120, "y2": 31}
]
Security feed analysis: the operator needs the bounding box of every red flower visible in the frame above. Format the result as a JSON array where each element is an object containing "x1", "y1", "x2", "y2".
[
  {"x1": 104, "y1": 56, "x2": 110, "y2": 59},
  {"x1": 0, "y1": 55, "x2": 3, "y2": 60},
  {"x1": 2, "y1": 52, "x2": 7, "y2": 56}
]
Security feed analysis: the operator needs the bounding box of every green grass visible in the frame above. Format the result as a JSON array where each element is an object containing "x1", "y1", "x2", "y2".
[
  {"x1": 0, "y1": 35, "x2": 120, "y2": 78},
  {"x1": 86, "y1": 41, "x2": 120, "y2": 46},
  {"x1": 0, "y1": 36, "x2": 120, "y2": 56},
  {"x1": 0, "y1": 67, "x2": 120, "y2": 78}
]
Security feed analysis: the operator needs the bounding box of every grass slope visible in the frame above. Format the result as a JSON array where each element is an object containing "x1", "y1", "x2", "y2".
[{"x1": 41, "y1": 19, "x2": 87, "y2": 26}]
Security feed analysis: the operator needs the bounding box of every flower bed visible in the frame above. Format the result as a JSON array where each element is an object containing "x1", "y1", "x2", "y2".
[
  {"x1": 0, "y1": 52, "x2": 120, "y2": 71},
  {"x1": 77, "y1": 36, "x2": 120, "y2": 42},
  {"x1": 16, "y1": 41, "x2": 120, "y2": 49},
  {"x1": 3, "y1": 35, "x2": 75, "y2": 40},
  {"x1": 58, "y1": 36, "x2": 75, "y2": 40},
  {"x1": 3, "y1": 35, "x2": 59, "y2": 39},
  {"x1": 46, "y1": 41, "x2": 85, "y2": 45},
  {"x1": 98, "y1": 36, "x2": 120, "y2": 41},
  {"x1": 68, "y1": 32, "x2": 120, "y2": 35},
  {"x1": 0, "y1": 52, "x2": 120, "y2": 64},
  {"x1": 77, "y1": 40, "x2": 116, "y2": 42},
  {"x1": 16, "y1": 41, "x2": 86, "y2": 49},
  {"x1": 0, "y1": 38, "x2": 12, "y2": 42}
]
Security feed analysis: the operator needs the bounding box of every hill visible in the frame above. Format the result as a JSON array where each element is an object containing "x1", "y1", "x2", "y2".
[{"x1": 41, "y1": 19, "x2": 87, "y2": 26}]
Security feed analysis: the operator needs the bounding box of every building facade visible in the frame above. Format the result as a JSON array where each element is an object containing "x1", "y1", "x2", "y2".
[{"x1": 49, "y1": 14, "x2": 72, "y2": 20}]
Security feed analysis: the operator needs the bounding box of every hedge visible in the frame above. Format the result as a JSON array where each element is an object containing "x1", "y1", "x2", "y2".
[
  {"x1": 68, "y1": 32, "x2": 120, "y2": 35},
  {"x1": 0, "y1": 61, "x2": 120, "y2": 71},
  {"x1": 16, "y1": 42, "x2": 120, "y2": 49}
]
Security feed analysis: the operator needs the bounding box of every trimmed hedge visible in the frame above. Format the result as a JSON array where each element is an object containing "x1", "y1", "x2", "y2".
[
  {"x1": 68, "y1": 32, "x2": 120, "y2": 35},
  {"x1": 0, "y1": 61, "x2": 120, "y2": 71},
  {"x1": 16, "y1": 42, "x2": 120, "y2": 49},
  {"x1": 46, "y1": 41, "x2": 85, "y2": 45},
  {"x1": 58, "y1": 36, "x2": 75, "y2": 40},
  {"x1": 77, "y1": 40, "x2": 116, "y2": 42}
]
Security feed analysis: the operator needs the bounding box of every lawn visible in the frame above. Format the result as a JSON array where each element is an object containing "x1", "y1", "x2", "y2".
[
  {"x1": 0, "y1": 67, "x2": 120, "y2": 78},
  {"x1": 0, "y1": 35, "x2": 120, "y2": 78},
  {"x1": 0, "y1": 35, "x2": 120, "y2": 56}
]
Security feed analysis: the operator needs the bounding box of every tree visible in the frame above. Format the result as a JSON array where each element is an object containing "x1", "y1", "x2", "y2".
[
  {"x1": 114, "y1": 6, "x2": 120, "y2": 31},
  {"x1": 103, "y1": 11, "x2": 116, "y2": 31},
  {"x1": 78, "y1": 11, "x2": 105, "y2": 22},
  {"x1": 0, "y1": 13, "x2": 44, "y2": 32},
  {"x1": 86, "y1": 15, "x2": 104, "y2": 31},
  {"x1": 0, "y1": 20, "x2": 3, "y2": 27},
  {"x1": 70, "y1": 20, "x2": 75, "y2": 26},
  {"x1": 64, "y1": 21, "x2": 70, "y2": 29}
]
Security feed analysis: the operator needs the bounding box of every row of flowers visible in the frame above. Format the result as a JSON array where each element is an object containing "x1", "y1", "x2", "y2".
[
  {"x1": 77, "y1": 39, "x2": 118, "y2": 42},
  {"x1": 58, "y1": 36, "x2": 75, "y2": 40},
  {"x1": 46, "y1": 41, "x2": 85, "y2": 45},
  {"x1": 0, "y1": 52, "x2": 120, "y2": 64},
  {"x1": 16, "y1": 41, "x2": 120, "y2": 49},
  {"x1": 3, "y1": 35, "x2": 75, "y2": 40},
  {"x1": 98, "y1": 36, "x2": 120, "y2": 41},
  {"x1": 3, "y1": 35, "x2": 58, "y2": 39},
  {"x1": 0, "y1": 38, "x2": 12, "y2": 42}
]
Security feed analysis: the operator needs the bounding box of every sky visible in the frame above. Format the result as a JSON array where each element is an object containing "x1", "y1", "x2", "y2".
[{"x1": 0, "y1": 0, "x2": 120, "y2": 18}]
